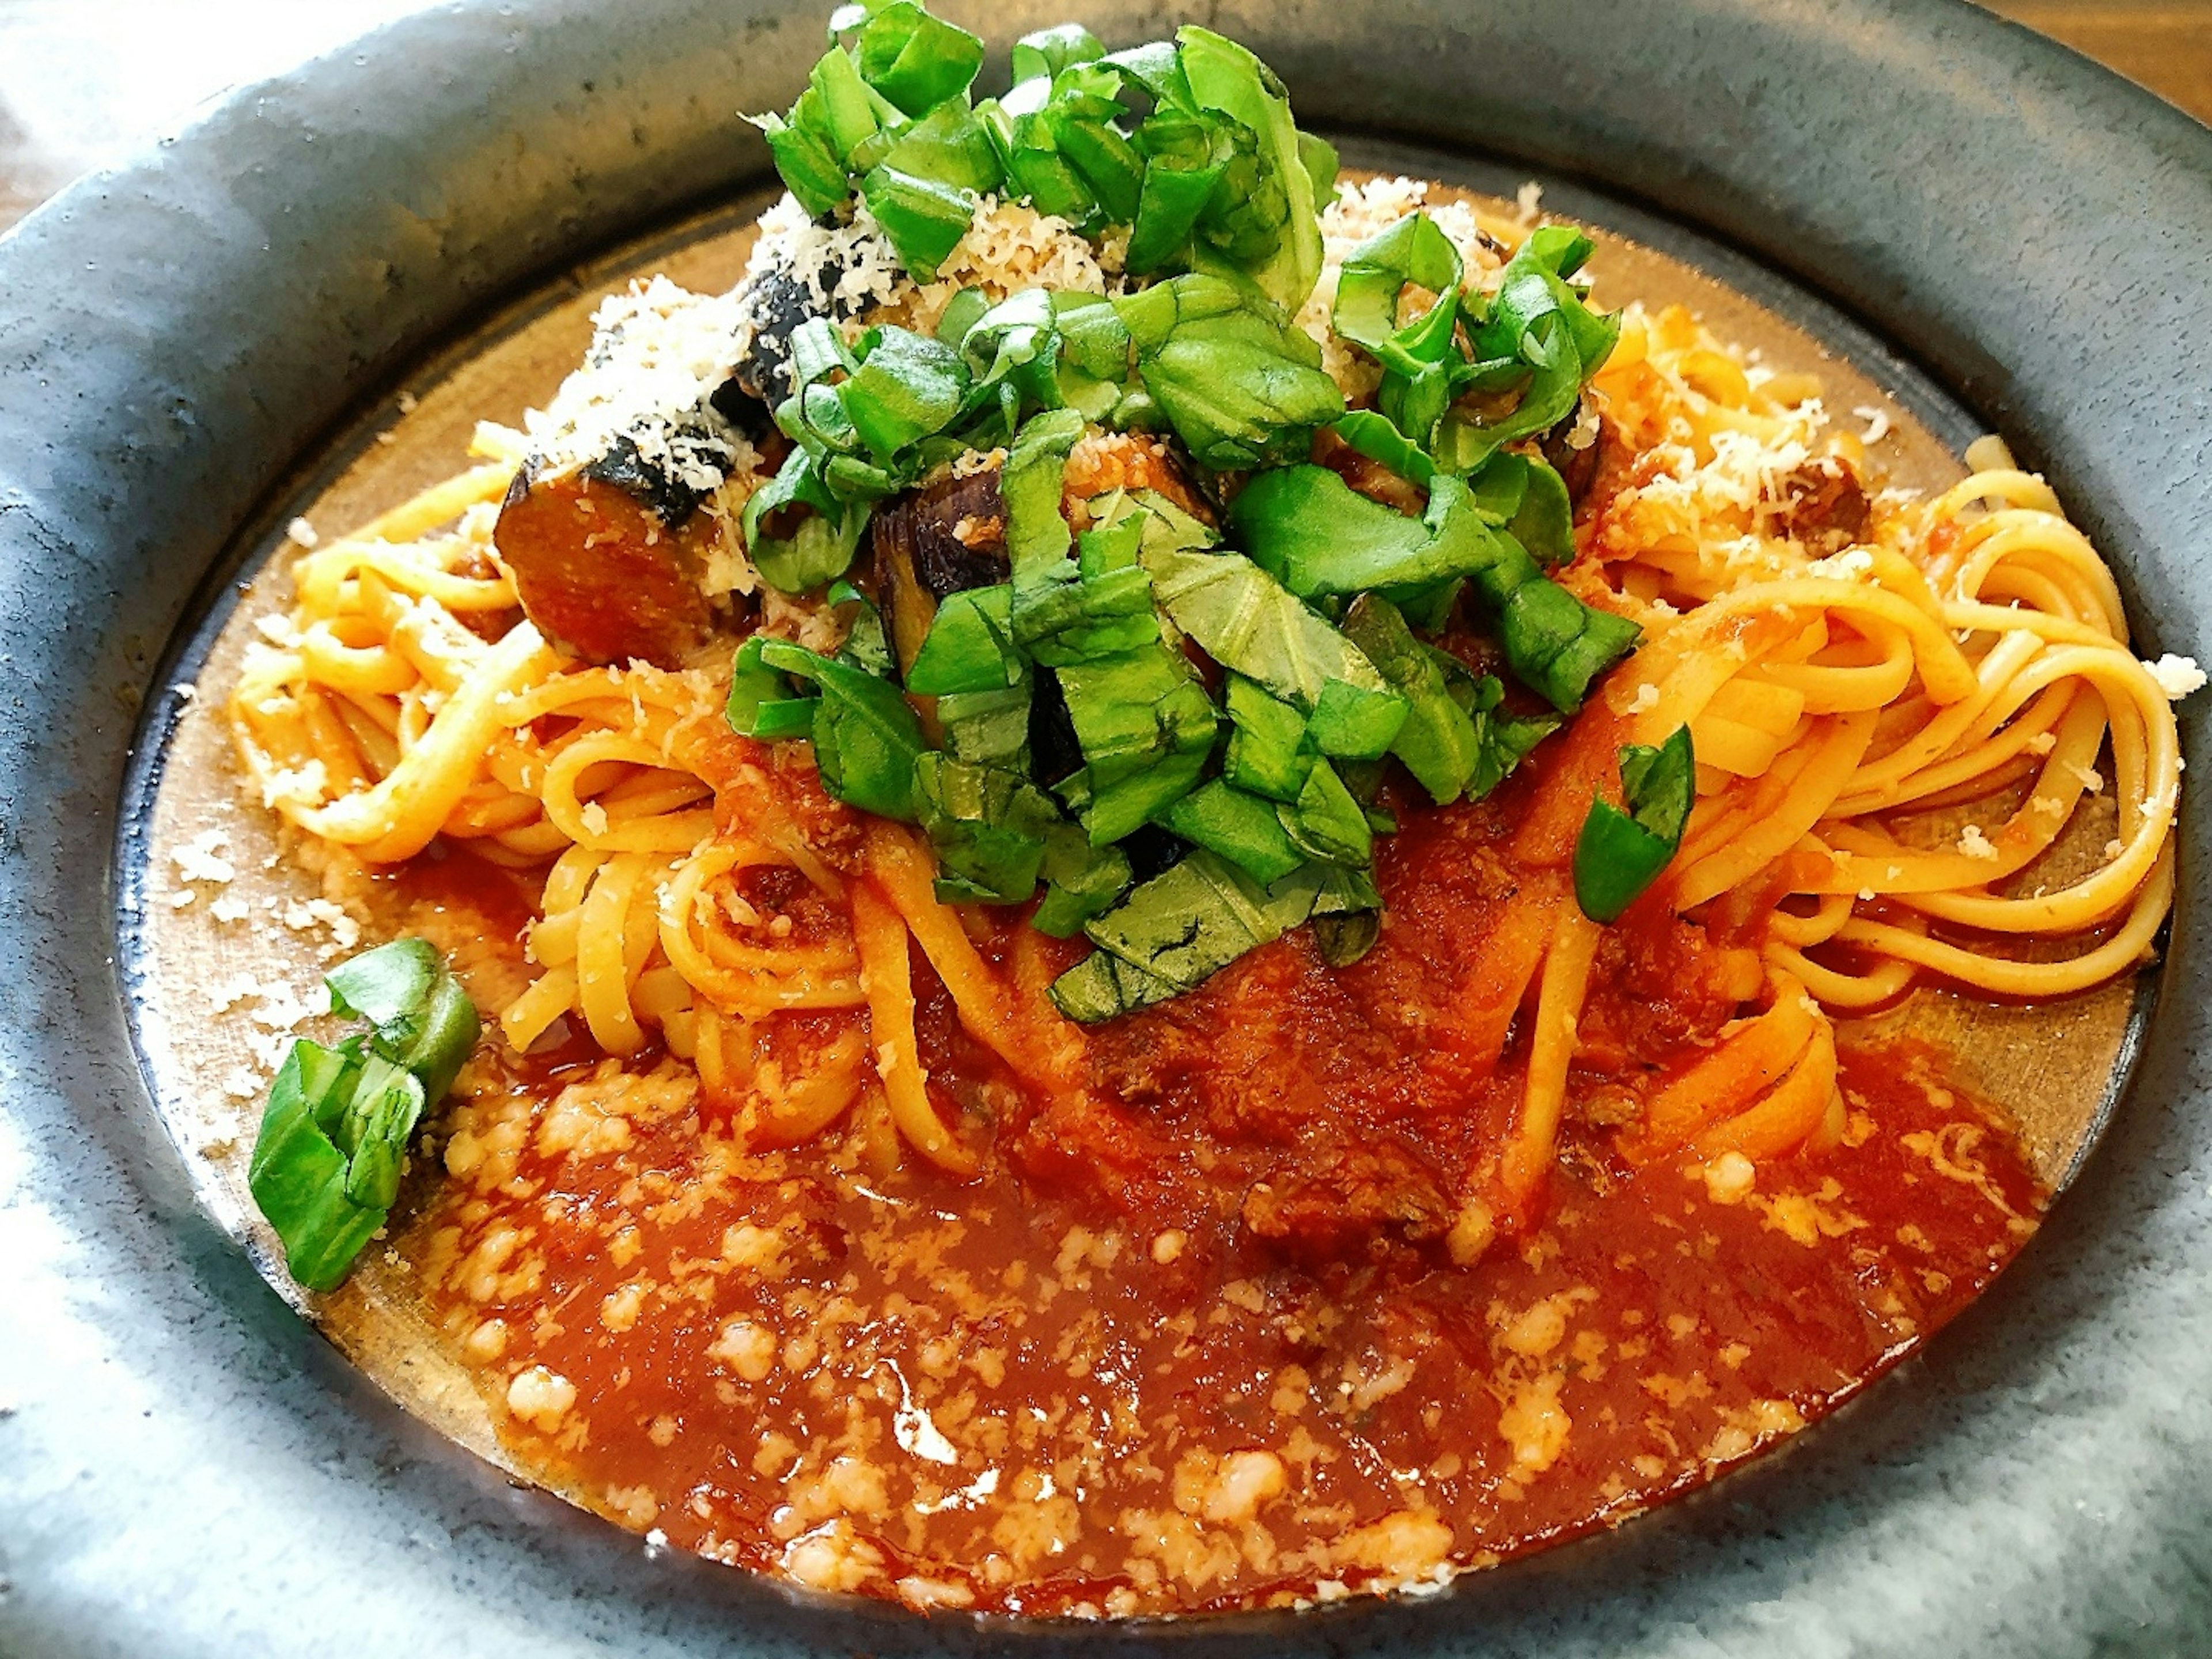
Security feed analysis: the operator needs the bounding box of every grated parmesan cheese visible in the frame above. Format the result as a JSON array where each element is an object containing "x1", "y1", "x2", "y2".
[
  {"x1": 2147, "y1": 653, "x2": 2207, "y2": 700},
  {"x1": 273, "y1": 897, "x2": 360, "y2": 952},
  {"x1": 1806, "y1": 546, "x2": 1874, "y2": 582},
  {"x1": 1296, "y1": 175, "x2": 1511, "y2": 398},
  {"x1": 527, "y1": 275, "x2": 756, "y2": 498},
  {"x1": 1957, "y1": 824, "x2": 1999, "y2": 861},
  {"x1": 172, "y1": 828, "x2": 235, "y2": 885}
]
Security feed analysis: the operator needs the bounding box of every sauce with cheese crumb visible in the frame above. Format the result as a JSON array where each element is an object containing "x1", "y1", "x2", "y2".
[{"x1": 395, "y1": 778, "x2": 2043, "y2": 1616}]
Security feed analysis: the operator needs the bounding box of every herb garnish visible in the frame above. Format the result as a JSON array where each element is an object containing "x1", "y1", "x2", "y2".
[
  {"x1": 728, "y1": 3, "x2": 1650, "y2": 1018},
  {"x1": 247, "y1": 940, "x2": 480, "y2": 1291}
]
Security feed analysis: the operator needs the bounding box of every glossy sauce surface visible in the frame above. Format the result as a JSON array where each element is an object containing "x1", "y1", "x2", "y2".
[{"x1": 395, "y1": 772, "x2": 2044, "y2": 1616}]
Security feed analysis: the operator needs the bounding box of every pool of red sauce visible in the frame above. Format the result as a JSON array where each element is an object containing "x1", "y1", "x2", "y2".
[{"x1": 390, "y1": 758, "x2": 2047, "y2": 1616}]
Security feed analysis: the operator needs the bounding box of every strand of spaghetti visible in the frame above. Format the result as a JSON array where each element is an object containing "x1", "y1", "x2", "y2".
[
  {"x1": 1629, "y1": 586, "x2": 1976, "y2": 750},
  {"x1": 1955, "y1": 513, "x2": 2124, "y2": 632},
  {"x1": 1849, "y1": 657, "x2": 2175, "y2": 928},
  {"x1": 293, "y1": 693, "x2": 372, "y2": 799},
  {"x1": 310, "y1": 461, "x2": 513, "y2": 551},
  {"x1": 502, "y1": 965, "x2": 578, "y2": 1051},
  {"x1": 1616, "y1": 609, "x2": 1809, "y2": 748},
  {"x1": 1673, "y1": 711, "x2": 1877, "y2": 910},
  {"x1": 656, "y1": 840, "x2": 862, "y2": 1013},
  {"x1": 1831, "y1": 680, "x2": 2074, "y2": 817},
  {"x1": 1816, "y1": 696, "x2": 2108, "y2": 900},
  {"x1": 1442, "y1": 877, "x2": 1559, "y2": 1080},
  {"x1": 300, "y1": 620, "x2": 556, "y2": 861},
  {"x1": 1940, "y1": 600, "x2": 2135, "y2": 650},
  {"x1": 297, "y1": 620, "x2": 419, "y2": 696},
  {"x1": 1621, "y1": 976, "x2": 1819, "y2": 1162},
  {"x1": 575, "y1": 851, "x2": 658, "y2": 1055},
  {"x1": 863, "y1": 824, "x2": 1089, "y2": 1097},
  {"x1": 752, "y1": 1028, "x2": 869, "y2": 1146},
  {"x1": 849, "y1": 881, "x2": 978, "y2": 1176},
  {"x1": 1770, "y1": 943, "x2": 1918, "y2": 1009},
  {"x1": 537, "y1": 732, "x2": 717, "y2": 853},
  {"x1": 1751, "y1": 623, "x2": 1916, "y2": 714},
  {"x1": 1499, "y1": 906, "x2": 1600, "y2": 1212},
  {"x1": 1931, "y1": 467, "x2": 2063, "y2": 520},
  {"x1": 1833, "y1": 847, "x2": 2173, "y2": 997},
  {"x1": 293, "y1": 535, "x2": 516, "y2": 616},
  {"x1": 1766, "y1": 892, "x2": 1854, "y2": 949},
  {"x1": 1827, "y1": 630, "x2": 2045, "y2": 808},
  {"x1": 1689, "y1": 1017, "x2": 1838, "y2": 1162}
]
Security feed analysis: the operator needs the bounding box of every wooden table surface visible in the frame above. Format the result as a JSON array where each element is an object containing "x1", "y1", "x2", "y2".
[{"x1": 0, "y1": 0, "x2": 2207, "y2": 235}]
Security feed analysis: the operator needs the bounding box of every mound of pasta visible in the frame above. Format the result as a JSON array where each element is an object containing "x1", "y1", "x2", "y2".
[{"x1": 210, "y1": 1, "x2": 2190, "y2": 1618}]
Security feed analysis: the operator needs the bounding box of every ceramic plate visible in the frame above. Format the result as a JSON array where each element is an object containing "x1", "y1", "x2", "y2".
[{"x1": 2, "y1": 2, "x2": 2208, "y2": 1653}]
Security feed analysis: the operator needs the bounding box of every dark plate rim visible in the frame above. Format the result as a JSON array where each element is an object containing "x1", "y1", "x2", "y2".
[{"x1": 3, "y1": 2, "x2": 2209, "y2": 1654}]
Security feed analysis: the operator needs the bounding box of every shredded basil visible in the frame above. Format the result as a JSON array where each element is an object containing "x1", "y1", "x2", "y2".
[
  {"x1": 247, "y1": 941, "x2": 480, "y2": 1292},
  {"x1": 1141, "y1": 543, "x2": 1407, "y2": 756},
  {"x1": 1227, "y1": 464, "x2": 1639, "y2": 712},
  {"x1": 759, "y1": 638, "x2": 929, "y2": 821},
  {"x1": 1573, "y1": 725, "x2": 1695, "y2": 922},
  {"x1": 760, "y1": 9, "x2": 1329, "y2": 312},
  {"x1": 725, "y1": 2, "x2": 1663, "y2": 1020}
]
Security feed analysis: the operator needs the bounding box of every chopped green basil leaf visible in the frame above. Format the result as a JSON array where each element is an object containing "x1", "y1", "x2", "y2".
[
  {"x1": 728, "y1": 634, "x2": 821, "y2": 741},
  {"x1": 1222, "y1": 672, "x2": 1315, "y2": 802},
  {"x1": 1140, "y1": 543, "x2": 1406, "y2": 755},
  {"x1": 907, "y1": 584, "x2": 1021, "y2": 695},
  {"x1": 1573, "y1": 724, "x2": 1695, "y2": 922},
  {"x1": 759, "y1": 639, "x2": 929, "y2": 821},
  {"x1": 248, "y1": 942, "x2": 479, "y2": 1291},
  {"x1": 1278, "y1": 757, "x2": 1372, "y2": 868},
  {"x1": 915, "y1": 752, "x2": 1059, "y2": 902},
  {"x1": 1033, "y1": 823, "x2": 1133, "y2": 936},
  {"x1": 1163, "y1": 779, "x2": 1306, "y2": 883},
  {"x1": 854, "y1": 1, "x2": 985, "y2": 118}
]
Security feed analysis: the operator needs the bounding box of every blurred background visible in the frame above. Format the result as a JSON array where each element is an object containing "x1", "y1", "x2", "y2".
[{"x1": 1, "y1": 0, "x2": 2206, "y2": 234}]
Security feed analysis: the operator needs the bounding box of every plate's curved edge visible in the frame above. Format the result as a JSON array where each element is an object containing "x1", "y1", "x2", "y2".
[{"x1": 3, "y1": 2, "x2": 2211, "y2": 1656}]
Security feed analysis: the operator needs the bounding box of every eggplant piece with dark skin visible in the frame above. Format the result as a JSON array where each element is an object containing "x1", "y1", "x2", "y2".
[
  {"x1": 875, "y1": 467, "x2": 1013, "y2": 603},
  {"x1": 727, "y1": 255, "x2": 874, "y2": 409},
  {"x1": 495, "y1": 467, "x2": 725, "y2": 667},
  {"x1": 870, "y1": 466, "x2": 1013, "y2": 679},
  {"x1": 871, "y1": 431, "x2": 1214, "y2": 679},
  {"x1": 497, "y1": 273, "x2": 770, "y2": 667}
]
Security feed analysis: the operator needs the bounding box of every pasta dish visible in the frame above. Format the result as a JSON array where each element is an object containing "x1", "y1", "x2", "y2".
[{"x1": 186, "y1": 2, "x2": 2193, "y2": 1617}]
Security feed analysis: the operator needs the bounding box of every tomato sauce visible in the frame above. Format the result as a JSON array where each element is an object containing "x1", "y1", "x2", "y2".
[{"x1": 396, "y1": 778, "x2": 2045, "y2": 1616}]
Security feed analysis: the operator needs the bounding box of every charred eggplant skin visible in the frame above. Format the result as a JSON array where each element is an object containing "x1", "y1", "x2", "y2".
[
  {"x1": 494, "y1": 468, "x2": 719, "y2": 668},
  {"x1": 874, "y1": 467, "x2": 1013, "y2": 601},
  {"x1": 728, "y1": 254, "x2": 871, "y2": 408},
  {"x1": 871, "y1": 462, "x2": 1014, "y2": 678},
  {"x1": 578, "y1": 426, "x2": 730, "y2": 527}
]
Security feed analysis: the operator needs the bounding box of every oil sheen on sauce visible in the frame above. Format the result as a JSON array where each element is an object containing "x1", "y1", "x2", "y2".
[{"x1": 393, "y1": 774, "x2": 2046, "y2": 1618}]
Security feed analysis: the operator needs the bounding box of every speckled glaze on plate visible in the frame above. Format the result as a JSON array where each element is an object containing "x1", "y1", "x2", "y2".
[{"x1": 1, "y1": 2, "x2": 2207, "y2": 1655}]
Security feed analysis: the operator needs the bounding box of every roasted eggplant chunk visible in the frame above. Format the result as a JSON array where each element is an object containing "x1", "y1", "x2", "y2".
[
  {"x1": 870, "y1": 432, "x2": 1211, "y2": 679},
  {"x1": 495, "y1": 279, "x2": 760, "y2": 667},
  {"x1": 876, "y1": 466, "x2": 1012, "y2": 604},
  {"x1": 495, "y1": 469, "x2": 726, "y2": 666},
  {"x1": 727, "y1": 250, "x2": 874, "y2": 409}
]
